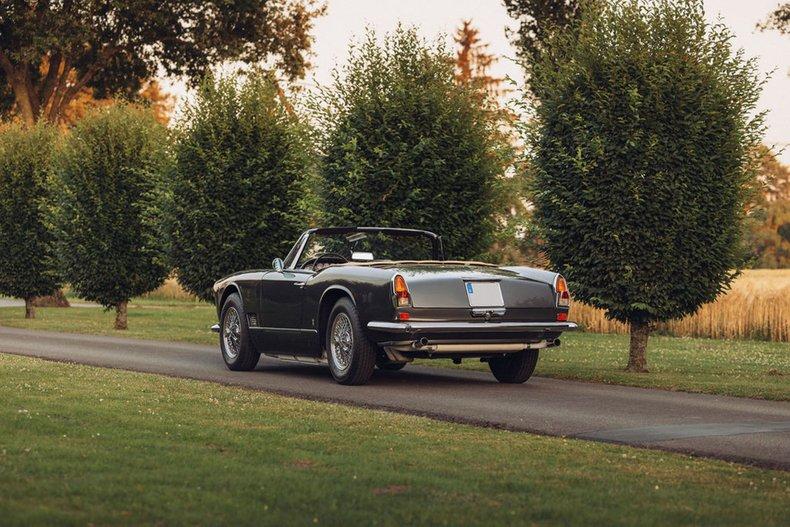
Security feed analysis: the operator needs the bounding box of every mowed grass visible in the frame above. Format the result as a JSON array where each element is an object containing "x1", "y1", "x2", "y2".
[
  {"x1": 0, "y1": 300, "x2": 216, "y2": 345},
  {"x1": 0, "y1": 302, "x2": 787, "y2": 400},
  {"x1": 1, "y1": 354, "x2": 787, "y2": 527}
]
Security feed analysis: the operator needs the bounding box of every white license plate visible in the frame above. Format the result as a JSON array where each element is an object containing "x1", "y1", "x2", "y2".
[{"x1": 465, "y1": 281, "x2": 504, "y2": 307}]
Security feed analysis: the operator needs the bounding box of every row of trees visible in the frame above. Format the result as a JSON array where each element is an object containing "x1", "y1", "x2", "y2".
[
  {"x1": 0, "y1": 28, "x2": 511, "y2": 328},
  {"x1": 0, "y1": 1, "x2": 775, "y2": 371},
  {"x1": 0, "y1": 106, "x2": 170, "y2": 326}
]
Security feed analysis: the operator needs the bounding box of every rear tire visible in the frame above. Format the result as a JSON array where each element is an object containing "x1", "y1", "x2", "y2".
[
  {"x1": 488, "y1": 350, "x2": 539, "y2": 383},
  {"x1": 220, "y1": 293, "x2": 260, "y2": 371},
  {"x1": 326, "y1": 298, "x2": 376, "y2": 385}
]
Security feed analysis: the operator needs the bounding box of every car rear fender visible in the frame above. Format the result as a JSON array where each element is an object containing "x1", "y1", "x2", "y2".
[{"x1": 317, "y1": 285, "x2": 357, "y2": 347}]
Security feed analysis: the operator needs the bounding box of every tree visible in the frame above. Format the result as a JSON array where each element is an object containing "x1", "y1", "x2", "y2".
[
  {"x1": 314, "y1": 28, "x2": 510, "y2": 259},
  {"x1": 454, "y1": 20, "x2": 507, "y2": 100},
  {"x1": 0, "y1": 122, "x2": 60, "y2": 318},
  {"x1": 55, "y1": 103, "x2": 171, "y2": 329},
  {"x1": 743, "y1": 147, "x2": 790, "y2": 268},
  {"x1": 524, "y1": 0, "x2": 764, "y2": 371},
  {"x1": 0, "y1": 0, "x2": 324, "y2": 125},
  {"x1": 60, "y1": 79, "x2": 174, "y2": 127},
  {"x1": 503, "y1": 0, "x2": 582, "y2": 68},
  {"x1": 170, "y1": 72, "x2": 313, "y2": 302},
  {"x1": 758, "y1": 3, "x2": 790, "y2": 34}
]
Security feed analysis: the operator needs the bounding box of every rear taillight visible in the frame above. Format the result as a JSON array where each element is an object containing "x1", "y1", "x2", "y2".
[
  {"x1": 393, "y1": 274, "x2": 411, "y2": 307},
  {"x1": 555, "y1": 275, "x2": 570, "y2": 307}
]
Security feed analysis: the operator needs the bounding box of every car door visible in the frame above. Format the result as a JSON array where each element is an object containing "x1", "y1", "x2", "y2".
[{"x1": 255, "y1": 268, "x2": 315, "y2": 354}]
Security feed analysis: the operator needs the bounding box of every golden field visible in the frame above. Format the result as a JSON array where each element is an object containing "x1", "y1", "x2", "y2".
[
  {"x1": 572, "y1": 270, "x2": 790, "y2": 342},
  {"x1": 144, "y1": 270, "x2": 789, "y2": 342}
]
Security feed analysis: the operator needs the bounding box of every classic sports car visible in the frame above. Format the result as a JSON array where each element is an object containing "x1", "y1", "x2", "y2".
[{"x1": 211, "y1": 227, "x2": 576, "y2": 385}]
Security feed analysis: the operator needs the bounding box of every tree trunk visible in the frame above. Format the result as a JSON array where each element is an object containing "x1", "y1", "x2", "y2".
[
  {"x1": 32, "y1": 289, "x2": 71, "y2": 308},
  {"x1": 114, "y1": 301, "x2": 128, "y2": 330},
  {"x1": 626, "y1": 320, "x2": 650, "y2": 373},
  {"x1": 1, "y1": 70, "x2": 37, "y2": 125},
  {"x1": 24, "y1": 297, "x2": 35, "y2": 319}
]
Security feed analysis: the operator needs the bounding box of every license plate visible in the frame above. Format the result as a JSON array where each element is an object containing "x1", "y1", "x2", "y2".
[{"x1": 465, "y1": 281, "x2": 504, "y2": 307}]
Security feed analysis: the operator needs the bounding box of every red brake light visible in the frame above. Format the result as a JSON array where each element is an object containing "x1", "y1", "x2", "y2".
[
  {"x1": 398, "y1": 312, "x2": 410, "y2": 321},
  {"x1": 394, "y1": 274, "x2": 410, "y2": 307},
  {"x1": 555, "y1": 275, "x2": 570, "y2": 307},
  {"x1": 556, "y1": 312, "x2": 568, "y2": 322}
]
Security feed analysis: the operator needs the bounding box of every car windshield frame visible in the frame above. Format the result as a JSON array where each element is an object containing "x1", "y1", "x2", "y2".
[{"x1": 283, "y1": 227, "x2": 444, "y2": 270}]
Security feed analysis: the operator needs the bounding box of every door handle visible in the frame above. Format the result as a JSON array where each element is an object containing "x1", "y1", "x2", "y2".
[{"x1": 293, "y1": 282, "x2": 306, "y2": 288}]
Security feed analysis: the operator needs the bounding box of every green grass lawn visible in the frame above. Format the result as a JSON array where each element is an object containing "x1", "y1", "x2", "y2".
[
  {"x1": 0, "y1": 301, "x2": 787, "y2": 400},
  {"x1": 1, "y1": 354, "x2": 787, "y2": 527}
]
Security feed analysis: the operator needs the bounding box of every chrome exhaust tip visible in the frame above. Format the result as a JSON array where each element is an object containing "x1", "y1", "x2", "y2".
[{"x1": 412, "y1": 337, "x2": 430, "y2": 349}]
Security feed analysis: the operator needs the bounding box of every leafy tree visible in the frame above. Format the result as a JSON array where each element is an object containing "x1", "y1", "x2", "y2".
[
  {"x1": 55, "y1": 104, "x2": 171, "y2": 329},
  {"x1": 60, "y1": 80, "x2": 174, "y2": 127},
  {"x1": 743, "y1": 148, "x2": 790, "y2": 268},
  {"x1": 314, "y1": 28, "x2": 510, "y2": 259},
  {"x1": 758, "y1": 2, "x2": 790, "y2": 34},
  {"x1": 524, "y1": 0, "x2": 764, "y2": 371},
  {"x1": 744, "y1": 201, "x2": 790, "y2": 268},
  {"x1": 0, "y1": 122, "x2": 60, "y2": 318},
  {"x1": 503, "y1": 0, "x2": 582, "y2": 68},
  {"x1": 170, "y1": 72, "x2": 313, "y2": 302},
  {"x1": 0, "y1": 0, "x2": 324, "y2": 125}
]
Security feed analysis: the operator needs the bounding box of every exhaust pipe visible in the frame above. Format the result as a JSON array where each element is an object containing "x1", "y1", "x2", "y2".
[
  {"x1": 553, "y1": 338, "x2": 561, "y2": 347},
  {"x1": 412, "y1": 337, "x2": 430, "y2": 349}
]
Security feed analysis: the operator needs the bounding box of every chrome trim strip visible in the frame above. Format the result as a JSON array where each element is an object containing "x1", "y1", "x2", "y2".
[{"x1": 368, "y1": 321, "x2": 578, "y2": 332}]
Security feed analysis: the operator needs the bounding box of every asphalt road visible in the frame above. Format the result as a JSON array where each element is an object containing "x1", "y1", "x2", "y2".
[{"x1": 1, "y1": 325, "x2": 788, "y2": 470}]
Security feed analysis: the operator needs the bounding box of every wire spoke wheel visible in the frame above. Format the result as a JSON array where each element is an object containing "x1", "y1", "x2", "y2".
[
  {"x1": 330, "y1": 313, "x2": 353, "y2": 373},
  {"x1": 223, "y1": 307, "x2": 241, "y2": 360}
]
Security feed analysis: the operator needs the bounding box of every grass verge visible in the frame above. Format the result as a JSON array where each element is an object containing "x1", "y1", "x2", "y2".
[
  {"x1": 0, "y1": 302, "x2": 787, "y2": 400},
  {"x1": 1, "y1": 353, "x2": 787, "y2": 527},
  {"x1": 425, "y1": 331, "x2": 790, "y2": 400}
]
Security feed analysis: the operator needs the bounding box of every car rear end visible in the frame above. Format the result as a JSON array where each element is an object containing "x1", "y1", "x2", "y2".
[{"x1": 365, "y1": 264, "x2": 576, "y2": 362}]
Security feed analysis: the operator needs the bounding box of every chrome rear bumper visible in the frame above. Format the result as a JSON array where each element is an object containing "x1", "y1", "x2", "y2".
[
  {"x1": 367, "y1": 320, "x2": 576, "y2": 360},
  {"x1": 367, "y1": 320, "x2": 577, "y2": 334}
]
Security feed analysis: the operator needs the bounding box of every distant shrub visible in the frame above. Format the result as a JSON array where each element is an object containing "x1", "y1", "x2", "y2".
[
  {"x1": 313, "y1": 27, "x2": 510, "y2": 260},
  {"x1": 55, "y1": 103, "x2": 171, "y2": 329},
  {"x1": 0, "y1": 122, "x2": 60, "y2": 318},
  {"x1": 170, "y1": 72, "x2": 313, "y2": 302}
]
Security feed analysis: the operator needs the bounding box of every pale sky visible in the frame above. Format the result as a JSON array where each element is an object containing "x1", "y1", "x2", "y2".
[{"x1": 168, "y1": 0, "x2": 790, "y2": 163}]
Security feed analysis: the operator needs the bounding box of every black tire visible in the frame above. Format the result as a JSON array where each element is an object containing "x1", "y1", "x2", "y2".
[
  {"x1": 488, "y1": 350, "x2": 539, "y2": 383},
  {"x1": 326, "y1": 297, "x2": 376, "y2": 385},
  {"x1": 219, "y1": 293, "x2": 260, "y2": 371}
]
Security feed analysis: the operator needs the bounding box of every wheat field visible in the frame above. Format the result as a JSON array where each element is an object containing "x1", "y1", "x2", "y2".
[{"x1": 571, "y1": 270, "x2": 790, "y2": 342}]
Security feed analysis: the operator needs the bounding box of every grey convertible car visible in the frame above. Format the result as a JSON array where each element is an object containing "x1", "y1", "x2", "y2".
[{"x1": 212, "y1": 227, "x2": 576, "y2": 385}]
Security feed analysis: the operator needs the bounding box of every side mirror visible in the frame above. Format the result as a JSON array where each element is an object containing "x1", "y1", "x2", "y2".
[{"x1": 272, "y1": 258, "x2": 284, "y2": 272}]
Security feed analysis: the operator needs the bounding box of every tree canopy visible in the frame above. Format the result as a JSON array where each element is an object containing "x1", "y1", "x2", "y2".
[
  {"x1": 0, "y1": 122, "x2": 61, "y2": 318},
  {"x1": 55, "y1": 103, "x2": 171, "y2": 329},
  {"x1": 170, "y1": 72, "x2": 314, "y2": 302},
  {"x1": 314, "y1": 27, "x2": 510, "y2": 260},
  {"x1": 503, "y1": 0, "x2": 582, "y2": 68},
  {"x1": 758, "y1": 2, "x2": 790, "y2": 34},
  {"x1": 0, "y1": 0, "x2": 324, "y2": 124},
  {"x1": 524, "y1": 0, "x2": 764, "y2": 371}
]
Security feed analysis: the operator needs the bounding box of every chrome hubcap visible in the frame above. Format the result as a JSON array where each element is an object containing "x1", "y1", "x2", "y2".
[
  {"x1": 223, "y1": 307, "x2": 241, "y2": 360},
  {"x1": 330, "y1": 313, "x2": 353, "y2": 372}
]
